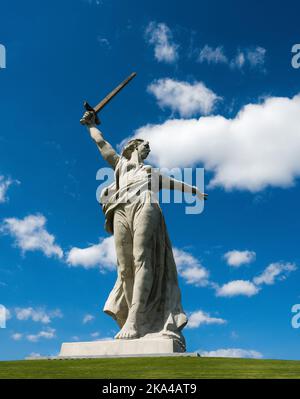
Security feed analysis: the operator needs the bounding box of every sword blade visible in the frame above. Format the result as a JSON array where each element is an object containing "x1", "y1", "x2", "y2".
[{"x1": 93, "y1": 72, "x2": 136, "y2": 114}]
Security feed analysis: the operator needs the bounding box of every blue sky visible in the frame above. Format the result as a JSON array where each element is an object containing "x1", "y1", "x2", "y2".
[{"x1": 0, "y1": 0, "x2": 300, "y2": 361}]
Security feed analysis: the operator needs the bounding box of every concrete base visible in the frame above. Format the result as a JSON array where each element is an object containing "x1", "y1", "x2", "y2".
[{"x1": 59, "y1": 337, "x2": 185, "y2": 358}]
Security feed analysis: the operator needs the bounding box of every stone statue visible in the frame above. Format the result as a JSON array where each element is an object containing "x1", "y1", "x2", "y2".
[{"x1": 80, "y1": 111, "x2": 207, "y2": 351}]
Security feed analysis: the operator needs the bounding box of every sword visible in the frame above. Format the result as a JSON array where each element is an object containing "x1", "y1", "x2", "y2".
[{"x1": 80, "y1": 72, "x2": 137, "y2": 125}]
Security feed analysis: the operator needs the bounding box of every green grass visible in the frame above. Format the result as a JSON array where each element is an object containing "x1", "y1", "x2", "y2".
[{"x1": 0, "y1": 357, "x2": 300, "y2": 379}]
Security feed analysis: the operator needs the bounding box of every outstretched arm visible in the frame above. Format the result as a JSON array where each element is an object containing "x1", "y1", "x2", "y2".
[
  {"x1": 159, "y1": 174, "x2": 208, "y2": 200},
  {"x1": 81, "y1": 111, "x2": 120, "y2": 169}
]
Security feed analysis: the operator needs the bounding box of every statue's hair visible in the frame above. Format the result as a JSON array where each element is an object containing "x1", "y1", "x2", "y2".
[{"x1": 121, "y1": 138, "x2": 145, "y2": 159}]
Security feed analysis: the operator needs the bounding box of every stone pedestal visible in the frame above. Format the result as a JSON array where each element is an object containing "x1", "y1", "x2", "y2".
[{"x1": 59, "y1": 337, "x2": 185, "y2": 358}]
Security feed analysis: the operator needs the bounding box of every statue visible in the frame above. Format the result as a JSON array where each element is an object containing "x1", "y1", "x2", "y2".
[{"x1": 80, "y1": 75, "x2": 207, "y2": 351}]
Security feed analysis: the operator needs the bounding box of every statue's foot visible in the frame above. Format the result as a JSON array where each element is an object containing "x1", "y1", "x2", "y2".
[{"x1": 115, "y1": 320, "x2": 139, "y2": 340}]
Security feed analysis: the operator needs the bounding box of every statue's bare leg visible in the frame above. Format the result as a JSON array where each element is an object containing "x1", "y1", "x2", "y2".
[
  {"x1": 115, "y1": 203, "x2": 159, "y2": 339},
  {"x1": 113, "y1": 208, "x2": 139, "y2": 339}
]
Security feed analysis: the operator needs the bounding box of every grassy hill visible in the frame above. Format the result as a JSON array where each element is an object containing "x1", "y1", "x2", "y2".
[{"x1": 0, "y1": 356, "x2": 300, "y2": 379}]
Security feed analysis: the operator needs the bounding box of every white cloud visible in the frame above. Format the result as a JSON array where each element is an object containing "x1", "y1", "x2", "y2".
[
  {"x1": 187, "y1": 310, "x2": 226, "y2": 329},
  {"x1": 83, "y1": 0, "x2": 103, "y2": 6},
  {"x1": 198, "y1": 45, "x2": 228, "y2": 64},
  {"x1": 0, "y1": 175, "x2": 19, "y2": 203},
  {"x1": 224, "y1": 250, "x2": 256, "y2": 267},
  {"x1": 15, "y1": 307, "x2": 63, "y2": 324},
  {"x1": 231, "y1": 51, "x2": 246, "y2": 69},
  {"x1": 173, "y1": 248, "x2": 209, "y2": 286},
  {"x1": 134, "y1": 94, "x2": 300, "y2": 192},
  {"x1": 26, "y1": 352, "x2": 42, "y2": 359},
  {"x1": 2, "y1": 214, "x2": 63, "y2": 258},
  {"x1": 200, "y1": 348, "x2": 263, "y2": 359},
  {"x1": 26, "y1": 327, "x2": 56, "y2": 342},
  {"x1": 215, "y1": 261, "x2": 296, "y2": 297},
  {"x1": 253, "y1": 262, "x2": 297, "y2": 286},
  {"x1": 246, "y1": 47, "x2": 266, "y2": 67},
  {"x1": 230, "y1": 331, "x2": 239, "y2": 339},
  {"x1": 197, "y1": 45, "x2": 266, "y2": 71},
  {"x1": 179, "y1": 266, "x2": 209, "y2": 286},
  {"x1": 11, "y1": 333, "x2": 23, "y2": 341},
  {"x1": 148, "y1": 78, "x2": 220, "y2": 117},
  {"x1": 0, "y1": 176, "x2": 12, "y2": 203},
  {"x1": 83, "y1": 314, "x2": 95, "y2": 324},
  {"x1": 97, "y1": 36, "x2": 110, "y2": 48},
  {"x1": 216, "y1": 280, "x2": 259, "y2": 297},
  {"x1": 66, "y1": 236, "x2": 116, "y2": 271},
  {"x1": 145, "y1": 22, "x2": 178, "y2": 63},
  {"x1": 91, "y1": 332, "x2": 100, "y2": 338},
  {"x1": 231, "y1": 47, "x2": 266, "y2": 70}
]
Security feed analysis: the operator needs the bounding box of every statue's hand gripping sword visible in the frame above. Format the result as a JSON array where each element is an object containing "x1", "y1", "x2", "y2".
[{"x1": 80, "y1": 72, "x2": 136, "y2": 125}]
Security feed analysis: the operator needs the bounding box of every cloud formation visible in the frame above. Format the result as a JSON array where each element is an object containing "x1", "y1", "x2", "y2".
[
  {"x1": 216, "y1": 280, "x2": 259, "y2": 297},
  {"x1": 15, "y1": 307, "x2": 63, "y2": 324},
  {"x1": 0, "y1": 175, "x2": 19, "y2": 203},
  {"x1": 187, "y1": 310, "x2": 227, "y2": 328},
  {"x1": 66, "y1": 236, "x2": 117, "y2": 271},
  {"x1": 234, "y1": 47, "x2": 266, "y2": 69},
  {"x1": 147, "y1": 78, "x2": 220, "y2": 117},
  {"x1": 82, "y1": 314, "x2": 95, "y2": 324},
  {"x1": 2, "y1": 214, "x2": 63, "y2": 258},
  {"x1": 97, "y1": 36, "x2": 111, "y2": 49},
  {"x1": 224, "y1": 250, "x2": 256, "y2": 267},
  {"x1": 145, "y1": 22, "x2": 178, "y2": 63},
  {"x1": 135, "y1": 94, "x2": 300, "y2": 192},
  {"x1": 216, "y1": 261, "x2": 297, "y2": 297},
  {"x1": 253, "y1": 262, "x2": 297, "y2": 285},
  {"x1": 11, "y1": 333, "x2": 23, "y2": 341},
  {"x1": 200, "y1": 348, "x2": 263, "y2": 358},
  {"x1": 173, "y1": 248, "x2": 210, "y2": 286},
  {"x1": 198, "y1": 45, "x2": 266, "y2": 70},
  {"x1": 26, "y1": 352, "x2": 42, "y2": 359},
  {"x1": 198, "y1": 45, "x2": 228, "y2": 64},
  {"x1": 26, "y1": 327, "x2": 56, "y2": 342}
]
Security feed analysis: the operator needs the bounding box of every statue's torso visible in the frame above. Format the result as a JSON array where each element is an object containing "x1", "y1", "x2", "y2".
[{"x1": 100, "y1": 156, "x2": 160, "y2": 233}]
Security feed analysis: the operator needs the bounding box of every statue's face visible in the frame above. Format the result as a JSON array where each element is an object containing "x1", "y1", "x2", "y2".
[{"x1": 137, "y1": 140, "x2": 151, "y2": 160}]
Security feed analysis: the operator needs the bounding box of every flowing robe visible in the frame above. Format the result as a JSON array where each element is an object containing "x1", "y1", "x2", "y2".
[{"x1": 100, "y1": 156, "x2": 187, "y2": 349}]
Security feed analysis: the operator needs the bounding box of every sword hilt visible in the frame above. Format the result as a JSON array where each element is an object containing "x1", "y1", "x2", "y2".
[{"x1": 80, "y1": 101, "x2": 101, "y2": 125}]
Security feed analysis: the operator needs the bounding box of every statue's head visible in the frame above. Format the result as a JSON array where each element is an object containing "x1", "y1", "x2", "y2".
[{"x1": 122, "y1": 138, "x2": 151, "y2": 160}]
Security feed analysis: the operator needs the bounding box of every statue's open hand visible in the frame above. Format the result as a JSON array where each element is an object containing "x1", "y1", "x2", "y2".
[{"x1": 80, "y1": 110, "x2": 96, "y2": 126}]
